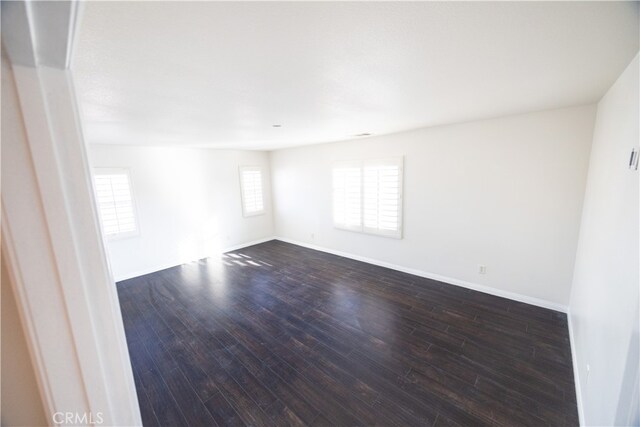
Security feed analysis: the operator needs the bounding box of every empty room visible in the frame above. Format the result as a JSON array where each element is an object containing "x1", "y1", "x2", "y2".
[{"x1": 1, "y1": 1, "x2": 638, "y2": 426}]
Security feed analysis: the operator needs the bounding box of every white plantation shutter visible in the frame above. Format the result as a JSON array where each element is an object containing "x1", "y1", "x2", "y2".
[
  {"x1": 333, "y1": 163, "x2": 362, "y2": 231},
  {"x1": 332, "y1": 157, "x2": 403, "y2": 238},
  {"x1": 363, "y1": 159, "x2": 402, "y2": 238},
  {"x1": 240, "y1": 166, "x2": 265, "y2": 216},
  {"x1": 93, "y1": 170, "x2": 138, "y2": 238}
]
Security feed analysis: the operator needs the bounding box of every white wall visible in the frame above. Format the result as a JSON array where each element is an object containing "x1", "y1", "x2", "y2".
[
  {"x1": 569, "y1": 54, "x2": 639, "y2": 427},
  {"x1": 271, "y1": 105, "x2": 596, "y2": 308},
  {"x1": 89, "y1": 145, "x2": 274, "y2": 280}
]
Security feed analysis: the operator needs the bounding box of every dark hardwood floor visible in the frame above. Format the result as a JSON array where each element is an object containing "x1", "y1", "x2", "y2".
[{"x1": 117, "y1": 240, "x2": 578, "y2": 426}]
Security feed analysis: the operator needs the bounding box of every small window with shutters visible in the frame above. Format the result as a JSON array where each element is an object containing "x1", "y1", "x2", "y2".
[
  {"x1": 93, "y1": 168, "x2": 139, "y2": 239},
  {"x1": 332, "y1": 157, "x2": 403, "y2": 238},
  {"x1": 239, "y1": 166, "x2": 265, "y2": 217}
]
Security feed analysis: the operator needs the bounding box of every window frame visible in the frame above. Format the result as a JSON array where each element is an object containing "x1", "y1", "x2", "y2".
[
  {"x1": 93, "y1": 167, "x2": 140, "y2": 241},
  {"x1": 332, "y1": 157, "x2": 404, "y2": 239},
  {"x1": 239, "y1": 165, "x2": 266, "y2": 217}
]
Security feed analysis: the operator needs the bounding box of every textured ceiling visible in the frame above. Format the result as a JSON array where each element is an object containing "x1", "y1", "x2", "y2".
[{"x1": 73, "y1": 1, "x2": 639, "y2": 150}]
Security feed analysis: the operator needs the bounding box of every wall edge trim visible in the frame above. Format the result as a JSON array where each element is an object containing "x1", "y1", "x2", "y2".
[
  {"x1": 567, "y1": 309, "x2": 586, "y2": 426},
  {"x1": 117, "y1": 235, "x2": 569, "y2": 313},
  {"x1": 113, "y1": 236, "x2": 277, "y2": 281},
  {"x1": 274, "y1": 237, "x2": 568, "y2": 313}
]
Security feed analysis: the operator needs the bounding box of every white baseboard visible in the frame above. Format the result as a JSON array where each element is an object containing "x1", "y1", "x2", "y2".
[
  {"x1": 113, "y1": 236, "x2": 276, "y2": 281},
  {"x1": 274, "y1": 236, "x2": 568, "y2": 313},
  {"x1": 113, "y1": 260, "x2": 189, "y2": 282},
  {"x1": 116, "y1": 235, "x2": 568, "y2": 313},
  {"x1": 222, "y1": 236, "x2": 277, "y2": 253},
  {"x1": 567, "y1": 310, "x2": 585, "y2": 426}
]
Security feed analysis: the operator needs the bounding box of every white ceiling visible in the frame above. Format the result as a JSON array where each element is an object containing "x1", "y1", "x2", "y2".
[{"x1": 73, "y1": 1, "x2": 639, "y2": 150}]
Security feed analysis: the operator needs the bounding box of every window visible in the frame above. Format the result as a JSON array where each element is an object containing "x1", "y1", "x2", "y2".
[
  {"x1": 93, "y1": 169, "x2": 138, "y2": 239},
  {"x1": 333, "y1": 157, "x2": 403, "y2": 238},
  {"x1": 240, "y1": 166, "x2": 265, "y2": 216},
  {"x1": 332, "y1": 162, "x2": 362, "y2": 231}
]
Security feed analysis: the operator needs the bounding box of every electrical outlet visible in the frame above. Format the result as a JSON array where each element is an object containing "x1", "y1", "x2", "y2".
[{"x1": 478, "y1": 265, "x2": 487, "y2": 274}]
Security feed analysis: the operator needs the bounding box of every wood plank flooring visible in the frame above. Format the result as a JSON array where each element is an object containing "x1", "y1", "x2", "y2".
[{"x1": 117, "y1": 240, "x2": 579, "y2": 426}]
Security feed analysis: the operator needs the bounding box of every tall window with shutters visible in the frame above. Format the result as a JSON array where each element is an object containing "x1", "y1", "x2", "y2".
[
  {"x1": 93, "y1": 169, "x2": 138, "y2": 239},
  {"x1": 239, "y1": 166, "x2": 265, "y2": 217},
  {"x1": 333, "y1": 157, "x2": 403, "y2": 238}
]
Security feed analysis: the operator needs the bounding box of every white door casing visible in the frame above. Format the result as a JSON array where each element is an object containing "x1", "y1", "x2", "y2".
[{"x1": 1, "y1": 1, "x2": 142, "y2": 425}]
